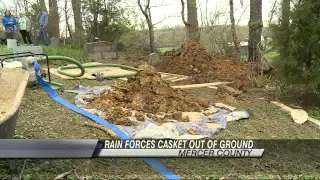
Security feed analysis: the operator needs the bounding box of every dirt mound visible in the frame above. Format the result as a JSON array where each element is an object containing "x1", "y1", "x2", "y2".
[
  {"x1": 194, "y1": 56, "x2": 252, "y2": 90},
  {"x1": 86, "y1": 63, "x2": 209, "y2": 125},
  {"x1": 156, "y1": 41, "x2": 253, "y2": 89},
  {"x1": 159, "y1": 41, "x2": 212, "y2": 75}
]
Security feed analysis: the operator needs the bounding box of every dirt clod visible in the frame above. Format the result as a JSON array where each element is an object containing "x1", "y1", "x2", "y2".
[
  {"x1": 87, "y1": 63, "x2": 208, "y2": 125},
  {"x1": 135, "y1": 111, "x2": 145, "y2": 121}
]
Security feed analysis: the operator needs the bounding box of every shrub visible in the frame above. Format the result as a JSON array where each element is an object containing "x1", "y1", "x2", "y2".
[{"x1": 272, "y1": 0, "x2": 320, "y2": 90}]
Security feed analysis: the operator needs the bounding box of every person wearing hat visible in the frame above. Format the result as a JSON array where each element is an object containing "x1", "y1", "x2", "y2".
[
  {"x1": 18, "y1": 12, "x2": 33, "y2": 45},
  {"x1": 35, "y1": 7, "x2": 49, "y2": 46},
  {"x1": 1, "y1": 10, "x2": 17, "y2": 42}
]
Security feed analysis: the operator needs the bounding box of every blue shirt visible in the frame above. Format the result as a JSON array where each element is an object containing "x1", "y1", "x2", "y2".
[
  {"x1": 37, "y1": 12, "x2": 48, "y2": 29},
  {"x1": 2, "y1": 15, "x2": 16, "y2": 32}
]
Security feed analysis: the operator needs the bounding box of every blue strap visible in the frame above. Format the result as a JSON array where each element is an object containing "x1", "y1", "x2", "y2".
[{"x1": 33, "y1": 61, "x2": 180, "y2": 180}]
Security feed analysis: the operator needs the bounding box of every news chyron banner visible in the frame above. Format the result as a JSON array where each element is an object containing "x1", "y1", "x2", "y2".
[
  {"x1": 97, "y1": 139, "x2": 264, "y2": 157},
  {"x1": 0, "y1": 139, "x2": 266, "y2": 158}
]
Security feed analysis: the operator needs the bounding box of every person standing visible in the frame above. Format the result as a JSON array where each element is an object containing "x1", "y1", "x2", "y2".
[
  {"x1": 2, "y1": 10, "x2": 17, "y2": 42},
  {"x1": 36, "y1": 8, "x2": 49, "y2": 46},
  {"x1": 18, "y1": 12, "x2": 33, "y2": 45}
]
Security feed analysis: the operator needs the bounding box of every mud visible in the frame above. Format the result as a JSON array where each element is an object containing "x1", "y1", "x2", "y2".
[
  {"x1": 86, "y1": 63, "x2": 209, "y2": 125},
  {"x1": 156, "y1": 41, "x2": 253, "y2": 90}
]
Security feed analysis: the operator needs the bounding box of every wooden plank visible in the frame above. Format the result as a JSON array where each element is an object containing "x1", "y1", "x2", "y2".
[
  {"x1": 207, "y1": 86, "x2": 218, "y2": 90},
  {"x1": 270, "y1": 101, "x2": 292, "y2": 112},
  {"x1": 308, "y1": 117, "x2": 320, "y2": 128},
  {"x1": 169, "y1": 78, "x2": 190, "y2": 82},
  {"x1": 171, "y1": 82, "x2": 231, "y2": 89}
]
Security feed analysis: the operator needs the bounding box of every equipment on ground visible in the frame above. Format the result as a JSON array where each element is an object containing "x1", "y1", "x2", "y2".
[{"x1": 0, "y1": 52, "x2": 138, "y2": 89}]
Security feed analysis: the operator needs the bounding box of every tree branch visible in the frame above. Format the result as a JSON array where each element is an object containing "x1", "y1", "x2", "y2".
[
  {"x1": 181, "y1": 0, "x2": 189, "y2": 26},
  {"x1": 137, "y1": 0, "x2": 149, "y2": 18},
  {"x1": 145, "y1": 0, "x2": 150, "y2": 13},
  {"x1": 237, "y1": 3, "x2": 250, "y2": 24},
  {"x1": 153, "y1": 15, "x2": 179, "y2": 26}
]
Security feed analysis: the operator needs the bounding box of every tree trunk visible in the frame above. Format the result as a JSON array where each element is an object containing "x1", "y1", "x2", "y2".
[
  {"x1": 92, "y1": 1, "x2": 99, "y2": 37},
  {"x1": 229, "y1": 0, "x2": 240, "y2": 59},
  {"x1": 23, "y1": 0, "x2": 29, "y2": 14},
  {"x1": 147, "y1": 8, "x2": 156, "y2": 53},
  {"x1": 280, "y1": 0, "x2": 290, "y2": 60},
  {"x1": 72, "y1": 0, "x2": 83, "y2": 46},
  {"x1": 39, "y1": 0, "x2": 47, "y2": 12},
  {"x1": 137, "y1": 0, "x2": 156, "y2": 53},
  {"x1": 186, "y1": 0, "x2": 200, "y2": 42},
  {"x1": 64, "y1": 0, "x2": 68, "y2": 41},
  {"x1": 147, "y1": 20, "x2": 156, "y2": 53},
  {"x1": 48, "y1": 0, "x2": 60, "y2": 38},
  {"x1": 67, "y1": 23, "x2": 73, "y2": 39},
  {"x1": 248, "y1": 0, "x2": 263, "y2": 62}
]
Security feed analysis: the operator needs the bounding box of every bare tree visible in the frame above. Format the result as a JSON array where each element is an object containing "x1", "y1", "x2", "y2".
[
  {"x1": 229, "y1": 0, "x2": 240, "y2": 59},
  {"x1": 263, "y1": 0, "x2": 278, "y2": 53},
  {"x1": 248, "y1": 0, "x2": 263, "y2": 62},
  {"x1": 181, "y1": 0, "x2": 189, "y2": 26},
  {"x1": 12, "y1": 0, "x2": 19, "y2": 14},
  {"x1": 64, "y1": 0, "x2": 73, "y2": 42},
  {"x1": 91, "y1": 0, "x2": 100, "y2": 37},
  {"x1": 23, "y1": 0, "x2": 28, "y2": 14},
  {"x1": 72, "y1": 0, "x2": 83, "y2": 45},
  {"x1": 181, "y1": 0, "x2": 200, "y2": 42},
  {"x1": 280, "y1": 0, "x2": 290, "y2": 60},
  {"x1": 48, "y1": 0, "x2": 60, "y2": 38},
  {"x1": 137, "y1": 0, "x2": 156, "y2": 53}
]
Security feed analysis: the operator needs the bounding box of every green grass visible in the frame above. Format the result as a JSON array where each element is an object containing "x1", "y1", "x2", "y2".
[
  {"x1": 0, "y1": 45, "x2": 90, "y2": 66},
  {"x1": 42, "y1": 46, "x2": 90, "y2": 63},
  {"x1": 157, "y1": 47, "x2": 178, "y2": 53},
  {"x1": 264, "y1": 52, "x2": 278, "y2": 60},
  {"x1": 240, "y1": 52, "x2": 279, "y2": 62}
]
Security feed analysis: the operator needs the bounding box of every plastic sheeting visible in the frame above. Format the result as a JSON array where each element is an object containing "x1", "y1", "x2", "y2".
[{"x1": 72, "y1": 85, "x2": 250, "y2": 139}]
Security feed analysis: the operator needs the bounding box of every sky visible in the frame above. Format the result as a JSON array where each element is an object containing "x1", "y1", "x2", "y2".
[
  {"x1": 123, "y1": 0, "x2": 278, "y2": 28},
  {"x1": 1, "y1": 0, "x2": 278, "y2": 36}
]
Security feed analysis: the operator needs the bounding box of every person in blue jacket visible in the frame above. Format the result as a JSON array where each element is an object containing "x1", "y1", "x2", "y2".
[
  {"x1": 2, "y1": 10, "x2": 17, "y2": 40},
  {"x1": 36, "y1": 7, "x2": 49, "y2": 46}
]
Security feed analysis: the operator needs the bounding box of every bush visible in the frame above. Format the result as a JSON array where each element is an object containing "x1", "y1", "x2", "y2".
[
  {"x1": 118, "y1": 29, "x2": 150, "y2": 58},
  {"x1": 273, "y1": 0, "x2": 320, "y2": 90}
]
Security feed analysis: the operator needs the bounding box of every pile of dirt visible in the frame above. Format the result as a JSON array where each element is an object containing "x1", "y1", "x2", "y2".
[
  {"x1": 120, "y1": 56, "x2": 146, "y2": 68},
  {"x1": 86, "y1": 63, "x2": 209, "y2": 125},
  {"x1": 156, "y1": 41, "x2": 253, "y2": 89}
]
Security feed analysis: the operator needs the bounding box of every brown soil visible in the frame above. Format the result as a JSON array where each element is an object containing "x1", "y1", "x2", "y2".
[
  {"x1": 0, "y1": 70, "x2": 21, "y2": 118},
  {"x1": 86, "y1": 63, "x2": 209, "y2": 125},
  {"x1": 156, "y1": 41, "x2": 254, "y2": 90},
  {"x1": 120, "y1": 56, "x2": 146, "y2": 68}
]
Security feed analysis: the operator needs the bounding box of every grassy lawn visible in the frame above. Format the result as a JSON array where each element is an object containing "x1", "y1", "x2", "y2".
[
  {"x1": 0, "y1": 45, "x2": 319, "y2": 179},
  {"x1": 0, "y1": 45, "x2": 90, "y2": 65},
  {"x1": 240, "y1": 52, "x2": 279, "y2": 62},
  {"x1": 157, "y1": 47, "x2": 178, "y2": 53}
]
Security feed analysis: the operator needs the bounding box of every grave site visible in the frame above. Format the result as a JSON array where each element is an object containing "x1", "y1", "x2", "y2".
[
  {"x1": 0, "y1": 40, "x2": 318, "y2": 179},
  {"x1": 0, "y1": 0, "x2": 319, "y2": 179}
]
